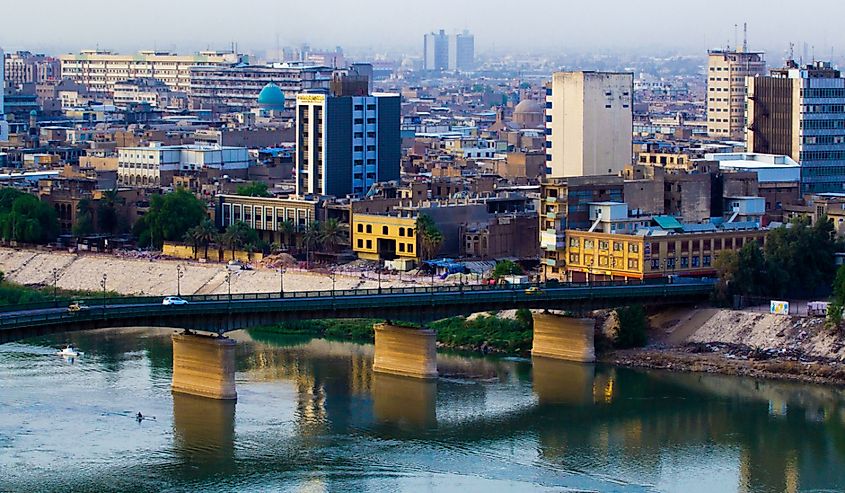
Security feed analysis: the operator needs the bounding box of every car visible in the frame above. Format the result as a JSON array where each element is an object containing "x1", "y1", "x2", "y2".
[
  {"x1": 524, "y1": 287, "x2": 544, "y2": 296},
  {"x1": 67, "y1": 301, "x2": 90, "y2": 313},
  {"x1": 162, "y1": 296, "x2": 189, "y2": 306}
]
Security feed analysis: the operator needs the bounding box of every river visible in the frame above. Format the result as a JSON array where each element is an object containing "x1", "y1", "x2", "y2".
[{"x1": 1, "y1": 328, "x2": 844, "y2": 492}]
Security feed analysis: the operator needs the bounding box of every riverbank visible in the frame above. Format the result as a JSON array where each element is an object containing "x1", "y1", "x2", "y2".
[
  {"x1": 0, "y1": 247, "x2": 415, "y2": 296},
  {"x1": 608, "y1": 306, "x2": 845, "y2": 386}
]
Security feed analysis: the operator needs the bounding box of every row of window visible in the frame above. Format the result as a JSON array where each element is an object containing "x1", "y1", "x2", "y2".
[
  {"x1": 649, "y1": 256, "x2": 712, "y2": 269},
  {"x1": 800, "y1": 151, "x2": 845, "y2": 161},
  {"x1": 570, "y1": 237, "x2": 640, "y2": 253},
  {"x1": 802, "y1": 88, "x2": 845, "y2": 98},
  {"x1": 355, "y1": 238, "x2": 415, "y2": 254},
  {"x1": 569, "y1": 254, "x2": 639, "y2": 270},
  {"x1": 803, "y1": 104, "x2": 845, "y2": 113},
  {"x1": 355, "y1": 223, "x2": 415, "y2": 237}
]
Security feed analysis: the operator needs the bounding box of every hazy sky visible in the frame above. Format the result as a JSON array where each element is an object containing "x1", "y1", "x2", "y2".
[{"x1": 1, "y1": 0, "x2": 841, "y2": 58}]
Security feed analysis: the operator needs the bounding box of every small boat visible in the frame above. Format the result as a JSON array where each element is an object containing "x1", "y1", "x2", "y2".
[{"x1": 56, "y1": 345, "x2": 84, "y2": 358}]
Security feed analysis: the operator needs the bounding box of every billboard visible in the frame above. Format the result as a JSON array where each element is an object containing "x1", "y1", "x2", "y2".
[{"x1": 770, "y1": 300, "x2": 790, "y2": 316}]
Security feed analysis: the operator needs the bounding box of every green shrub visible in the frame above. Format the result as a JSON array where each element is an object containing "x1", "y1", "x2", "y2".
[{"x1": 615, "y1": 305, "x2": 648, "y2": 348}]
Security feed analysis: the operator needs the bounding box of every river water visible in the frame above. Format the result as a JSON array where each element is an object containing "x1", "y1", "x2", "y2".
[{"x1": 1, "y1": 328, "x2": 845, "y2": 493}]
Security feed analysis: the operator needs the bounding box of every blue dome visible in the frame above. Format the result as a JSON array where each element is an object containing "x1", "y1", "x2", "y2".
[{"x1": 257, "y1": 83, "x2": 286, "y2": 111}]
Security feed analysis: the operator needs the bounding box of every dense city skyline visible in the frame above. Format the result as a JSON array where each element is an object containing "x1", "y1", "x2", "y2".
[{"x1": 2, "y1": 0, "x2": 843, "y2": 57}]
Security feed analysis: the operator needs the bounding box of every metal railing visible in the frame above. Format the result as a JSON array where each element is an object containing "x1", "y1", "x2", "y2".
[{"x1": 0, "y1": 279, "x2": 716, "y2": 332}]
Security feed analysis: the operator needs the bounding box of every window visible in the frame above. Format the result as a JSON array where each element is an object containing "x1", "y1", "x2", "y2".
[
  {"x1": 399, "y1": 243, "x2": 405, "y2": 252},
  {"x1": 651, "y1": 259, "x2": 660, "y2": 270},
  {"x1": 628, "y1": 259, "x2": 639, "y2": 269},
  {"x1": 382, "y1": 226, "x2": 389, "y2": 235},
  {"x1": 366, "y1": 225, "x2": 372, "y2": 234},
  {"x1": 570, "y1": 254, "x2": 580, "y2": 263},
  {"x1": 408, "y1": 229, "x2": 414, "y2": 237},
  {"x1": 628, "y1": 243, "x2": 639, "y2": 253},
  {"x1": 584, "y1": 239, "x2": 595, "y2": 249},
  {"x1": 357, "y1": 224, "x2": 363, "y2": 233},
  {"x1": 357, "y1": 239, "x2": 363, "y2": 248},
  {"x1": 366, "y1": 240, "x2": 372, "y2": 249},
  {"x1": 399, "y1": 227, "x2": 405, "y2": 237},
  {"x1": 599, "y1": 240, "x2": 609, "y2": 251},
  {"x1": 692, "y1": 256, "x2": 700, "y2": 268},
  {"x1": 613, "y1": 242, "x2": 623, "y2": 252},
  {"x1": 569, "y1": 237, "x2": 580, "y2": 247},
  {"x1": 703, "y1": 255, "x2": 711, "y2": 267},
  {"x1": 408, "y1": 244, "x2": 413, "y2": 253},
  {"x1": 680, "y1": 257, "x2": 689, "y2": 268}
]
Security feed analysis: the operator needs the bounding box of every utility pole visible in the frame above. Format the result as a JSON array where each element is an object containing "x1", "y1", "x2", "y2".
[
  {"x1": 100, "y1": 274, "x2": 107, "y2": 319},
  {"x1": 176, "y1": 265, "x2": 184, "y2": 297},
  {"x1": 279, "y1": 268, "x2": 285, "y2": 298}
]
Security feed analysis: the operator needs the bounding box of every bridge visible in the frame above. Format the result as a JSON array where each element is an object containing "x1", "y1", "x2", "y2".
[{"x1": 0, "y1": 278, "x2": 714, "y2": 400}]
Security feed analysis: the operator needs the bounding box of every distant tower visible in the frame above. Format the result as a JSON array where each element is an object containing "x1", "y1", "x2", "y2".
[{"x1": 0, "y1": 47, "x2": 8, "y2": 142}]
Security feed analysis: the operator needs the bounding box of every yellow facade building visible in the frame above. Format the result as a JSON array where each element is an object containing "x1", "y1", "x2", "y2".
[
  {"x1": 351, "y1": 213, "x2": 418, "y2": 261},
  {"x1": 564, "y1": 228, "x2": 766, "y2": 281}
]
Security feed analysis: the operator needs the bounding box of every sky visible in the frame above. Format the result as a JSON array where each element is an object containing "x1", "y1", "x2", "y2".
[{"x1": 1, "y1": 0, "x2": 841, "y2": 59}]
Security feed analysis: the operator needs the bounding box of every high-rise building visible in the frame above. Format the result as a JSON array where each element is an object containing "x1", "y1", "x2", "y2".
[
  {"x1": 544, "y1": 71, "x2": 633, "y2": 178},
  {"x1": 423, "y1": 30, "x2": 449, "y2": 71},
  {"x1": 295, "y1": 82, "x2": 400, "y2": 198},
  {"x1": 189, "y1": 63, "x2": 334, "y2": 112},
  {"x1": 706, "y1": 48, "x2": 766, "y2": 139},
  {"x1": 747, "y1": 60, "x2": 845, "y2": 193},
  {"x1": 4, "y1": 51, "x2": 59, "y2": 88},
  {"x1": 0, "y1": 48, "x2": 8, "y2": 142},
  {"x1": 448, "y1": 30, "x2": 475, "y2": 71},
  {"x1": 59, "y1": 49, "x2": 246, "y2": 96}
]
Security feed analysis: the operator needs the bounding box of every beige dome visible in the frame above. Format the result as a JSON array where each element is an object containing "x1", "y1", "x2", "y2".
[{"x1": 514, "y1": 99, "x2": 543, "y2": 115}]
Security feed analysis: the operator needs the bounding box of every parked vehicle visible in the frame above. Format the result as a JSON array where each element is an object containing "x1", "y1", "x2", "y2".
[{"x1": 162, "y1": 296, "x2": 189, "y2": 306}]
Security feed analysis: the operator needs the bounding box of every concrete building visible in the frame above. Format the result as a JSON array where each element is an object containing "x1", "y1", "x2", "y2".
[
  {"x1": 295, "y1": 88, "x2": 401, "y2": 197},
  {"x1": 59, "y1": 49, "x2": 246, "y2": 96},
  {"x1": 545, "y1": 71, "x2": 633, "y2": 177},
  {"x1": 0, "y1": 48, "x2": 7, "y2": 143},
  {"x1": 117, "y1": 143, "x2": 249, "y2": 187},
  {"x1": 4, "y1": 51, "x2": 59, "y2": 88},
  {"x1": 747, "y1": 60, "x2": 845, "y2": 193},
  {"x1": 448, "y1": 30, "x2": 475, "y2": 71},
  {"x1": 113, "y1": 78, "x2": 184, "y2": 108},
  {"x1": 217, "y1": 194, "x2": 326, "y2": 244},
  {"x1": 706, "y1": 152, "x2": 801, "y2": 219},
  {"x1": 423, "y1": 30, "x2": 449, "y2": 71},
  {"x1": 706, "y1": 48, "x2": 766, "y2": 139},
  {"x1": 188, "y1": 63, "x2": 333, "y2": 112}
]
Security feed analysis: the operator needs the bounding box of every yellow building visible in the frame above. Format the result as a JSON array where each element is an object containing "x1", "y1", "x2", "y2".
[
  {"x1": 564, "y1": 228, "x2": 766, "y2": 281},
  {"x1": 636, "y1": 152, "x2": 692, "y2": 170},
  {"x1": 351, "y1": 213, "x2": 418, "y2": 261}
]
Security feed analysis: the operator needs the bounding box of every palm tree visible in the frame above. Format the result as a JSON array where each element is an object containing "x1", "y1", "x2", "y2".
[
  {"x1": 302, "y1": 222, "x2": 322, "y2": 263},
  {"x1": 193, "y1": 219, "x2": 218, "y2": 260},
  {"x1": 222, "y1": 222, "x2": 251, "y2": 261},
  {"x1": 278, "y1": 220, "x2": 295, "y2": 248},
  {"x1": 183, "y1": 227, "x2": 200, "y2": 259},
  {"x1": 319, "y1": 218, "x2": 347, "y2": 253},
  {"x1": 416, "y1": 214, "x2": 443, "y2": 261}
]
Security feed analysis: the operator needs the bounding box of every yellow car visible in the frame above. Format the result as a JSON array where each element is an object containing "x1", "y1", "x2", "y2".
[
  {"x1": 67, "y1": 302, "x2": 89, "y2": 313},
  {"x1": 524, "y1": 287, "x2": 544, "y2": 295}
]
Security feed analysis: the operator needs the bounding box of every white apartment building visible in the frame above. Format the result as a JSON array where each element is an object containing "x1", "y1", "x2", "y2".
[
  {"x1": 0, "y1": 48, "x2": 8, "y2": 142},
  {"x1": 545, "y1": 71, "x2": 633, "y2": 177},
  {"x1": 113, "y1": 78, "x2": 184, "y2": 108},
  {"x1": 117, "y1": 143, "x2": 249, "y2": 187},
  {"x1": 706, "y1": 49, "x2": 766, "y2": 139},
  {"x1": 59, "y1": 50, "x2": 245, "y2": 96}
]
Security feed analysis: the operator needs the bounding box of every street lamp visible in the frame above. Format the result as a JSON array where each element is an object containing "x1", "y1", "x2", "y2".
[
  {"x1": 176, "y1": 265, "x2": 184, "y2": 297},
  {"x1": 225, "y1": 272, "x2": 232, "y2": 301},
  {"x1": 331, "y1": 268, "x2": 336, "y2": 297},
  {"x1": 52, "y1": 268, "x2": 59, "y2": 301},
  {"x1": 378, "y1": 261, "x2": 383, "y2": 294},
  {"x1": 279, "y1": 268, "x2": 285, "y2": 298},
  {"x1": 100, "y1": 274, "x2": 107, "y2": 318}
]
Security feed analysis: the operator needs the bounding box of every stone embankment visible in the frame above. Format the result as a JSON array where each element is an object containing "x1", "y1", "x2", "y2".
[{"x1": 607, "y1": 306, "x2": 845, "y2": 385}]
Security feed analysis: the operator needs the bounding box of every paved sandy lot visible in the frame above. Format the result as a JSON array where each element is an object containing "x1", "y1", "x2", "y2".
[{"x1": 0, "y1": 248, "x2": 417, "y2": 296}]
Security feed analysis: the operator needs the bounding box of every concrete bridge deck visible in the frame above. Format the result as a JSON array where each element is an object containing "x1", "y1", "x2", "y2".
[{"x1": 0, "y1": 279, "x2": 714, "y2": 344}]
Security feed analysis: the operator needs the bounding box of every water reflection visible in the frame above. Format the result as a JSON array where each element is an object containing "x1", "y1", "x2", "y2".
[
  {"x1": 172, "y1": 392, "x2": 236, "y2": 472},
  {"x1": 372, "y1": 372, "x2": 437, "y2": 429},
  {"x1": 4, "y1": 329, "x2": 845, "y2": 492}
]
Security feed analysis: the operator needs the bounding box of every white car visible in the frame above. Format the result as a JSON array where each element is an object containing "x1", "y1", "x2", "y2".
[{"x1": 162, "y1": 296, "x2": 189, "y2": 306}]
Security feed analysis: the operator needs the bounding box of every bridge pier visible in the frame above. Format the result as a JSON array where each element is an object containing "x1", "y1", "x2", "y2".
[
  {"x1": 172, "y1": 332, "x2": 237, "y2": 401},
  {"x1": 531, "y1": 312, "x2": 596, "y2": 363},
  {"x1": 372, "y1": 323, "x2": 437, "y2": 379}
]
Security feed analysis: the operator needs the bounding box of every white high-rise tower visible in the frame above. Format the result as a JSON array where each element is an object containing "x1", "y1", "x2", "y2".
[{"x1": 0, "y1": 47, "x2": 8, "y2": 142}]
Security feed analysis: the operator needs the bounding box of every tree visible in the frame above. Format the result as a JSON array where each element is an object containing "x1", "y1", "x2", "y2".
[
  {"x1": 492, "y1": 259, "x2": 523, "y2": 279},
  {"x1": 192, "y1": 219, "x2": 218, "y2": 260},
  {"x1": 278, "y1": 220, "x2": 295, "y2": 248},
  {"x1": 827, "y1": 265, "x2": 845, "y2": 329},
  {"x1": 73, "y1": 199, "x2": 94, "y2": 237},
  {"x1": 302, "y1": 222, "x2": 322, "y2": 261},
  {"x1": 615, "y1": 305, "x2": 648, "y2": 349},
  {"x1": 417, "y1": 214, "x2": 443, "y2": 260},
  {"x1": 134, "y1": 189, "x2": 207, "y2": 249},
  {"x1": 714, "y1": 242, "x2": 766, "y2": 303},
  {"x1": 764, "y1": 217, "x2": 841, "y2": 297},
  {"x1": 97, "y1": 188, "x2": 122, "y2": 234},
  {"x1": 221, "y1": 221, "x2": 258, "y2": 260},
  {"x1": 319, "y1": 218, "x2": 346, "y2": 253},
  {"x1": 236, "y1": 182, "x2": 271, "y2": 197},
  {"x1": 0, "y1": 192, "x2": 58, "y2": 244}
]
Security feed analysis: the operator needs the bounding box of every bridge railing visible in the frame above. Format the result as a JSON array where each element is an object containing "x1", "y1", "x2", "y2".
[{"x1": 0, "y1": 276, "x2": 712, "y2": 316}]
